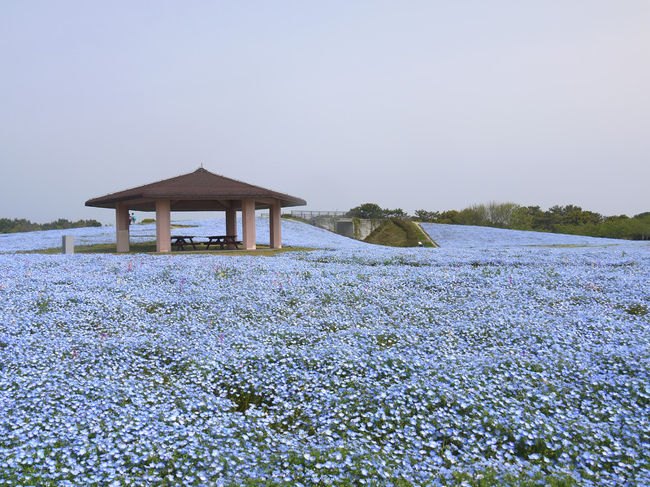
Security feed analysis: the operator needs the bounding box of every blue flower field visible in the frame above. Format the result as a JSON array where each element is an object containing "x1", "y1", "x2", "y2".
[{"x1": 0, "y1": 220, "x2": 648, "y2": 485}]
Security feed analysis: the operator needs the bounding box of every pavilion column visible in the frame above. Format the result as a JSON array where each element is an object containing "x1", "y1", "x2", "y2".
[
  {"x1": 226, "y1": 207, "x2": 237, "y2": 237},
  {"x1": 270, "y1": 200, "x2": 282, "y2": 249},
  {"x1": 115, "y1": 203, "x2": 130, "y2": 253},
  {"x1": 156, "y1": 199, "x2": 171, "y2": 253},
  {"x1": 242, "y1": 198, "x2": 256, "y2": 250}
]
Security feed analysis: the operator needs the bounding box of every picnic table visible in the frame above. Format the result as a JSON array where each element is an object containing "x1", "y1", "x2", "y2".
[
  {"x1": 205, "y1": 235, "x2": 241, "y2": 250},
  {"x1": 171, "y1": 235, "x2": 198, "y2": 251}
]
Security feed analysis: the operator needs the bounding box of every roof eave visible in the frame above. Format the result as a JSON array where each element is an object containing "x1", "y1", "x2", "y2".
[
  {"x1": 280, "y1": 198, "x2": 307, "y2": 208},
  {"x1": 86, "y1": 194, "x2": 306, "y2": 209},
  {"x1": 140, "y1": 191, "x2": 306, "y2": 207},
  {"x1": 85, "y1": 194, "x2": 145, "y2": 208}
]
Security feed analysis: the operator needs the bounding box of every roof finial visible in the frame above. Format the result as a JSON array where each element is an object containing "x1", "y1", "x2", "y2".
[{"x1": 200, "y1": 162, "x2": 203, "y2": 168}]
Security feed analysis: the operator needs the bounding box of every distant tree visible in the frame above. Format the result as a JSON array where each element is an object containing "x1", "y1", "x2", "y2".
[
  {"x1": 456, "y1": 204, "x2": 489, "y2": 226},
  {"x1": 353, "y1": 202, "x2": 649, "y2": 240},
  {"x1": 562, "y1": 204, "x2": 583, "y2": 215},
  {"x1": 347, "y1": 203, "x2": 384, "y2": 219},
  {"x1": 511, "y1": 206, "x2": 537, "y2": 230},
  {"x1": 0, "y1": 217, "x2": 101, "y2": 234},
  {"x1": 437, "y1": 210, "x2": 459, "y2": 224},
  {"x1": 414, "y1": 210, "x2": 440, "y2": 222},
  {"x1": 384, "y1": 208, "x2": 408, "y2": 218},
  {"x1": 347, "y1": 203, "x2": 408, "y2": 219},
  {"x1": 486, "y1": 202, "x2": 520, "y2": 228},
  {"x1": 549, "y1": 205, "x2": 567, "y2": 216}
]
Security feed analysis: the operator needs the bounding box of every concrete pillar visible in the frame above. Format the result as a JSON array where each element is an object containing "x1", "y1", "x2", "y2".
[
  {"x1": 242, "y1": 198, "x2": 256, "y2": 250},
  {"x1": 226, "y1": 207, "x2": 237, "y2": 237},
  {"x1": 270, "y1": 200, "x2": 282, "y2": 249},
  {"x1": 156, "y1": 199, "x2": 171, "y2": 253},
  {"x1": 115, "y1": 203, "x2": 130, "y2": 253}
]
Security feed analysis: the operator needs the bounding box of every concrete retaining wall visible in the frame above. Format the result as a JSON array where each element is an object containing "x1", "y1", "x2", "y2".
[{"x1": 305, "y1": 216, "x2": 382, "y2": 240}]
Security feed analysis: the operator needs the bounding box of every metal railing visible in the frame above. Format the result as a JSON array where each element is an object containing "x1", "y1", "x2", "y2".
[{"x1": 289, "y1": 210, "x2": 347, "y2": 219}]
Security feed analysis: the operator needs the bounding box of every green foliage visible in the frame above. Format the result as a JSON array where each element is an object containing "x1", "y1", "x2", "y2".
[
  {"x1": 364, "y1": 218, "x2": 435, "y2": 247},
  {"x1": 454, "y1": 202, "x2": 519, "y2": 228},
  {"x1": 625, "y1": 304, "x2": 647, "y2": 316},
  {"x1": 416, "y1": 202, "x2": 650, "y2": 240},
  {"x1": 346, "y1": 203, "x2": 384, "y2": 219},
  {"x1": 384, "y1": 208, "x2": 408, "y2": 218},
  {"x1": 457, "y1": 204, "x2": 489, "y2": 226},
  {"x1": 451, "y1": 468, "x2": 578, "y2": 486},
  {"x1": 0, "y1": 217, "x2": 101, "y2": 234},
  {"x1": 347, "y1": 203, "x2": 407, "y2": 219},
  {"x1": 214, "y1": 265, "x2": 239, "y2": 279},
  {"x1": 35, "y1": 296, "x2": 52, "y2": 314},
  {"x1": 415, "y1": 209, "x2": 458, "y2": 224},
  {"x1": 414, "y1": 209, "x2": 439, "y2": 221},
  {"x1": 486, "y1": 201, "x2": 520, "y2": 227}
]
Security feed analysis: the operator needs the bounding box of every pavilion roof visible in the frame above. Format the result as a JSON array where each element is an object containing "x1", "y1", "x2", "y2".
[{"x1": 85, "y1": 168, "x2": 306, "y2": 211}]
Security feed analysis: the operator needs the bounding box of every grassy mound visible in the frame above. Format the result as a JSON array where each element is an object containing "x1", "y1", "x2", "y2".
[{"x1": 364, "y1": 219, "x2": 437, "y2": 247}]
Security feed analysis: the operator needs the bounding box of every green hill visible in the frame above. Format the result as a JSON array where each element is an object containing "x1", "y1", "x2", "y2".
[{"x1": 364, "y1": 218, "x2": 437, "y2": 247}]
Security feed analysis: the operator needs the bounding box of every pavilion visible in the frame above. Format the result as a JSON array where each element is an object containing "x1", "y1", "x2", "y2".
[{"x1": 85, "y1": 168, "x2": 306, "y2": 252}]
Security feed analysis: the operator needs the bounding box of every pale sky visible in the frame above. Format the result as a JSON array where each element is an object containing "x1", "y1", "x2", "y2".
[{"x1": 1, "y1": 1, "x2": 649, "y2": 224}]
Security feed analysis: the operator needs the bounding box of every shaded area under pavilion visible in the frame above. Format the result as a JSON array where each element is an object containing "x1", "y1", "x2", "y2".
[{"x1": 85, "y1": 168, "x2": 306, "y2": 252}]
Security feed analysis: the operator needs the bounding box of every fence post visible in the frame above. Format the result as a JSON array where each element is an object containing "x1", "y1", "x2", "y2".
[{"x1": 62, "y1": 235, "x2": 74, "y2": 254}]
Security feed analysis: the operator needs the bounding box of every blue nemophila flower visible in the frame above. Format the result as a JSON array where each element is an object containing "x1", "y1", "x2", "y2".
[{"x1": 0, "y1": 222, "x2": 648, "y2": 484}]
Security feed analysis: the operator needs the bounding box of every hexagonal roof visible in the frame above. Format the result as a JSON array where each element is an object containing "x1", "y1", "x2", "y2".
[{"x1": 85, "y1": 168, "x2": 307, "y2": 211}]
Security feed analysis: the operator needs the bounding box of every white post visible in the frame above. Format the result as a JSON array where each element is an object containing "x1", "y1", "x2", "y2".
[{"x1": 62, "y1": 235, "x2": 74, "y2": 254}]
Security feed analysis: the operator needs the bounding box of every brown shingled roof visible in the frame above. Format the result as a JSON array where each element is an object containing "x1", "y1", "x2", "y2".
[{"x1": 85, "y1": 168, "x2": 307, "y2": 211}]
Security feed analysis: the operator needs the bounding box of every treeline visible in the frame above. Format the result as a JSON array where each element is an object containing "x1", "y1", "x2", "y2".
[
  {"x1": 344, "y1": 202, "x2": 649, "y2": 240},
  {"x1": 347, "y1": 203, "x2": 408, "y2": 219},
  {"x1": 0, "y1": 218, "x2": 102, "y2": 234},
  {"x1": 415, "y1": 202, "x2": 650, "y2": 241}
]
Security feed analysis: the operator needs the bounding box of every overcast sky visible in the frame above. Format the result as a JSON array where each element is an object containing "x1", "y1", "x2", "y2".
[{"x1": 1, "y1": 1, "x2": 649, "y2": 223}]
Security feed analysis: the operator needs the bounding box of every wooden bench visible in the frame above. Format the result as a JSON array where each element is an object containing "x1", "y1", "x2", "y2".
[
  {"x1": 205, "y1": 235, "x2": 241, "y2": 250},
  {"x1": 171, "y1": 235, "x2": 198, "y2": 251}
]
